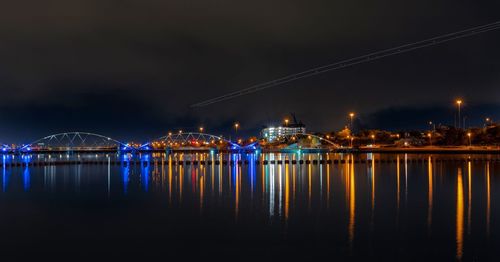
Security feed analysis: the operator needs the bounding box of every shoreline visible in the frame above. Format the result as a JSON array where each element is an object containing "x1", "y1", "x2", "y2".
[{"x1": 349, "y1": 146, "x2": 500, "y2": 154}]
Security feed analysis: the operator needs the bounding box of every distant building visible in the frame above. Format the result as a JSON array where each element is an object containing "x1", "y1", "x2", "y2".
[{"x1": 261, "y1": 124, "x2": 306, "y2": 142}]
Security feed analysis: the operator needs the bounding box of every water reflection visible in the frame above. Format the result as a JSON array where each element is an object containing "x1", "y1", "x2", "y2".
[
  {"x1": 23, "y1": 167, "x2": 30, "y2": 192},
  {"x1": 370, "y1": 156, "x2": 375, "y2": 228},
  {"x1": 396, "y1": 154, "x2": 401, "y2": 225},
  {"x1": 486, "y1": 161, "x2": 491, "y2": 237},
  {"x1": 467, "y1": 161, "x2": 472, "y2": 235},
  {"x1": 348, "y1": 155, "x2": 356, "y2": 246},
  {"x1": 0, "y1": 152, "x2": 498, "y2": 260},
  {"x1": 428, "y1": 156, "x2": 433, "y2": 233},
  {"x1": 285, "y1": 163, "x2": 290, "y2": 221},
  {"x1": 456, "y1": 167, "x2": 464, "y2": 261}
]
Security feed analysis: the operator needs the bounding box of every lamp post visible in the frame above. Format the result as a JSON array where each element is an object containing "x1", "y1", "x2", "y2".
[
  {"x1": 371, "y1": 134, "x2": 375, "y2": 145},
  {"x1": 427, "y1": 133, "x2": 432, "y2": 146},
  {"x1": 467, "y1": 132, "x2": 471, "y2": 147},
  {"x1": 429, "y1": 121, "x2": 435, "y2": 131},
  {"x1": 234, "y1": 122, "x2": 239, "y2": 141},
  {"x1": 349, "y1": 112, "x2": 355, "y2": 131},
  {"x1": 199, "y1": 127, "x2": 204, "y2": 133},
  {"x1": 456, "y1": 100, "x2": 462, "y2": 128},
  {"x1": 284, "y1": 118, "x2": 289, "y2": 127},
  {"x1": 485, "y1": 117, "x2": 491, "y2": 127}
]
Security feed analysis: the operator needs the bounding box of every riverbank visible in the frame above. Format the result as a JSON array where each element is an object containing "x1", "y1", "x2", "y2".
[{"x1": 351, "y1": 145, "x2": 500, "y2": 154}]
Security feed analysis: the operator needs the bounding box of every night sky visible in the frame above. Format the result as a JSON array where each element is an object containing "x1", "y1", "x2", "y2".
[{"x1": 1, "y1": 0, "x2": 499, "y2": 143}]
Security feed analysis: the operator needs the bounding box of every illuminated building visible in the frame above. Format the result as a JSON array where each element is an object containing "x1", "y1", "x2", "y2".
[{"x1": 261, "y1": 124, "x2": 306, "y2": 142}]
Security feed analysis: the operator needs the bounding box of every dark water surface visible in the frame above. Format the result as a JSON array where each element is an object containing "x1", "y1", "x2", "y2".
[{"x1": 1, "y1": 153, "x2": 499, "y2": 261}]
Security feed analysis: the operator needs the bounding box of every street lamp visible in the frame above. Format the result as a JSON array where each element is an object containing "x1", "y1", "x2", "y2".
[
  {"x1": 371, "y1": 134, "x2": 375, "y2": 144},
  {"x1": 349, "y1": 112, "x2": 355, "y2": 130},
  {"x1": 467, "y1": 132, "x2": 471, "y2": 147},
  {"x1": 456, "y1": 100, "x2": 463, "y2": 128},
  {"x1": 233, "y1": 122, "x2": 239, "y2": 142},
  {"x1": 485, "y1": 117, "x2": 491, "y2": 126},
  {"x1": 284, "y1": 118, "x2": 289, "y2": 127},
  {"x1": 427, "y1": 133, "x2": 432, "y2": 146},
  {"x1": 429, "y1": 121, "x2": 435, "y2": 131},
  {"x1": 199, "y1": 127, "x2": 204, "y2": 133}
]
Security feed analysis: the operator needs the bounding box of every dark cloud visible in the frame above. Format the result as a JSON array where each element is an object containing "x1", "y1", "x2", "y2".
[{"x1": 0, "y1": 0, "x2": 499, "y2": 142}]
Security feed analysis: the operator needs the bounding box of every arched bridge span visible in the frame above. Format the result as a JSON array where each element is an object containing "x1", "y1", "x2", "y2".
[
  {"x1": 21, "y1": 132, "x2": 129, "y2": 152},
  {"x1": 146, "y1": 132, "x2": 240, "y2": 150}
]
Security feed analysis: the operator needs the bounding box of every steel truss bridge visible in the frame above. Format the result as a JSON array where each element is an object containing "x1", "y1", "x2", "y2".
[
  {"x1": 1, "y1": 131, "x2": 339, "y2": 153},
  {"x1": 16, "y1": 132, "x2": 130, "y2": 152},
  {"x1": 1, "y1": 143, "x2": 8, "y2": 152},
  {"x1": 145, "y1": 132, "x2": 242, "y2": 150}
]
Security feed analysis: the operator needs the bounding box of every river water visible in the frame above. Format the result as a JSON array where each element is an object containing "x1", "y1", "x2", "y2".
[{"x1": 0, "y1": 153, "x2": 498, "y2": 261}]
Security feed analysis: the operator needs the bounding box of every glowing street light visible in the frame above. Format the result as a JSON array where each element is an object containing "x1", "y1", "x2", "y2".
[
  {"x1": 234, "y1": 122, "x2": 239, "y2": 132},
  {"x1": 179, "y1": 130, "x2": 183, "y2": 134},
  {"x1": 428, "y1": 121, "x2": 435, "y2": 131},
  {"x1": 199, "y1": 127, "x2": 204, "y2": 133},
  {"x1": 346, "y1": 135, "x2": 353, "y2": 147},
  {"x1": 349, "y1": 112, "x2": 355, "y2": 130},
  {"x1": 427, "y1": 133, "x2": 432, "y2": 146},
  {"x1": 371, "y1": 134, "x2": 375, "y2": 144},
  {"x1": 467, "y1": 132, "x2": 472, "y2": 147},
  {"x1": 284, "y1": 118, "x2": 289, "y2": 127},
  {"x1": 456, "y1": 99, "x2": 463, "y2": 128}
]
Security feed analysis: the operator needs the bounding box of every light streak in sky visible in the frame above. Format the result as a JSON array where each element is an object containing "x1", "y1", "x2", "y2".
[{"x1": 192, "y1": 21, "x2": 500, "y2": 107}]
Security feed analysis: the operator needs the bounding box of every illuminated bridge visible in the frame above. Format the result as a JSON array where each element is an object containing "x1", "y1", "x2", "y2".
[
  {"x1": 144, "y1": 132, "x2": 253, "y2": 151},
  {"x1": 13, "y1": 131, "x2": 254, "y2": 153},
  {"x1": 19, "y1": 132, "x2": 131, "y2": 152},
  {"x1": 1, "y1": 143, "x2": 10, "y2": 152},
  {"x1": 2, "y1": 131, "x2": 339, "y2": 154}
]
